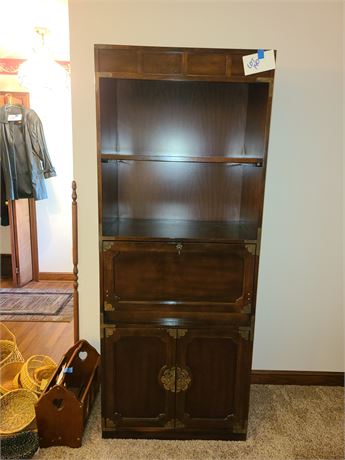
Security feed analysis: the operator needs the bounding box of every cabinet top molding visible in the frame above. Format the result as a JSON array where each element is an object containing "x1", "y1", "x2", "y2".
[{"x1": 94, "y1": 44, "x2": 276, "y2": 83}]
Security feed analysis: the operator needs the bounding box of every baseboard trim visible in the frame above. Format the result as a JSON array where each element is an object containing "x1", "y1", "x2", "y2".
[
  {"x1": 39, "y1": 272, "x2": 74, "y2": 281},
  {"x1": 251, "y1": 370, "x2": 344, "y2": 386}
]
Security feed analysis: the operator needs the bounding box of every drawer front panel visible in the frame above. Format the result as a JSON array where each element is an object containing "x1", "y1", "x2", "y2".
[{"x1": 103, "y1": 241, "x2": 255, "y2": 312}]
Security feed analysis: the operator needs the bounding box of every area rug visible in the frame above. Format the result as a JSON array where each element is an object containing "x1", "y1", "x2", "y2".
[{"x1": 0, "y1": 289, "x2": 73, "y2": 322}]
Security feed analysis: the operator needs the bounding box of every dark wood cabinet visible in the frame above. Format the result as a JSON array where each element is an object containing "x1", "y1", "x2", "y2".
[
  {"x1": 102, "y1": 326, "x2": 251, "y2": 439},
  {"x1": 95, "y1": 44, "x2": 275, "y2": 440}
]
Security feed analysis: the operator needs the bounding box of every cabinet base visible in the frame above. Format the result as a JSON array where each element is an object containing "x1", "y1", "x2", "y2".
[{"x1": 102, "y1": 430, "x2": 247, "y2": 441}]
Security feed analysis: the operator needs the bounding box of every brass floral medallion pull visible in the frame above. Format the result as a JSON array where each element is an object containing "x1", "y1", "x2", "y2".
[
  {"x1": 159, "y1": 365, "x2": 192, "y2": 393},
  {"x1": 159, "y1": 366, "x2": 176, "y2": 393},
  {"x1": 176, "y1": 367, "x2": 192, "y2": 393}
]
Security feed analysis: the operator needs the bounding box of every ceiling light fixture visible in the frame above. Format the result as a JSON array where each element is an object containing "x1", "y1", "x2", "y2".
[{"x1": 18, "y1": 27, "x2": 69, "y2": 91}]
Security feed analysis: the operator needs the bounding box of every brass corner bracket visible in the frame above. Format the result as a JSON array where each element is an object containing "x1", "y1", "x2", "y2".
[
  {"x1": 239, "y1": 317, "x2": 255, "y2": 341},
  {"x1": 104, "y1": 300, "x2": 114, "y2": 311},
  {"x1": 167, "y1": 329, "x2": 187, "y2": 339},
  {"x1": 101, "y1": 326, "x2": 115, "y2": 339},
  {"x1": 164, "y1": 418, "x2": 185, "y2": 429},
  {"x1": 242, "y1": 303, "x2": 252, "y2": 314},
  {"x1": 103, "y1": 242, "x2": 113, "y2": 252},
  {"x1": 245, "y1": 243, "x2": 256, "y2": 256}
]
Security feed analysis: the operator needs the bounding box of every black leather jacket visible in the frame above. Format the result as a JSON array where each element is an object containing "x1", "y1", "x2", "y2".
[{"x1": 0, "y1": 105, "x2": 56, "y2": 200}]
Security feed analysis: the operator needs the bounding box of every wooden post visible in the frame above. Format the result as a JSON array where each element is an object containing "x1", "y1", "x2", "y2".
[{"x1": 72, "y1": 181, "x2": 79, "y2": 342}]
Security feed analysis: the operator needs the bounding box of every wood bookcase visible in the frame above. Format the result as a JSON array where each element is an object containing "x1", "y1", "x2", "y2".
[{"x1": 95, "y1": 45, "x2": 275, "y2": 440}]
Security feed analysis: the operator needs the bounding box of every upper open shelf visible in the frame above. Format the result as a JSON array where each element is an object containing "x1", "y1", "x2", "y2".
[{"x1": 99, "y1": 78, "x2": 270, "y2": 160}]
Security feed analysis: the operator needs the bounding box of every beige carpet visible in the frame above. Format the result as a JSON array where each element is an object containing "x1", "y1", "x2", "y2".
[
  {"x1": 0, "y1": 289, "x2": 73, "y2": 322},
  {"x1": 35, "y1": 385, "x2": 344, "y2": 459}
]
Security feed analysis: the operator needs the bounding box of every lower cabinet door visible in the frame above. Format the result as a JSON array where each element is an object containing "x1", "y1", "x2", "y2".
[
  {"x1": 174, "y1": 327, "x2": 252, "y2": 434},
  {"x1": 101, "y1": 326, "x2": 176, "y2": 433}
]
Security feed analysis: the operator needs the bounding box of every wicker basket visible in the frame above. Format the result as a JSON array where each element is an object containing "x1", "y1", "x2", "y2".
[
  {"x1": 0, "y1": 324, "x2": 24, "y2": 368},
  {"x1": 33, "y1": 365, "x2": 56, "y2": 391},
  {"x1": 0, "y1": 362, "x2": 23, "y2": 394},
  {"x1": 0, "y1": 430, "x2": 39, "y2": 459},
  {"x1": 0, "y1": 389, "x2": 38, "y2": 435},
  {"x1": 20, "y1": 355, "x2": 56, "y2": 394},
  {"x1": 12, "y1": 372, "x2": 21, "y2": 390}
]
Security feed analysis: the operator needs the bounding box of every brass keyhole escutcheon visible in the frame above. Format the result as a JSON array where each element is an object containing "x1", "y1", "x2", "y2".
[{"x1": 176, "y1": 243, "x2": 183, "y2": 256}]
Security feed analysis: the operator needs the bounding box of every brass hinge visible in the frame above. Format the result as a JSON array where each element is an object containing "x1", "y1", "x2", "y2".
[
  {"x1": 104, "y1": 300, "x2": 114, "y2": 311},
  {"x1": 167, "y1": 329, "x2": 187, "y2": 339},
  {"x1": 15, "y1": 267, "x2": 19, "y2": 275}
]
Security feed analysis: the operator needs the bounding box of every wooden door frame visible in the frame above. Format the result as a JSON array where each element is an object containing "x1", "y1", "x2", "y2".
[
  {"x1": 28, "y1": 199, "x2": 39, "y2": 281},
  {"x1": 7, "y1": 199, "x2": 39, "y2": 286}
]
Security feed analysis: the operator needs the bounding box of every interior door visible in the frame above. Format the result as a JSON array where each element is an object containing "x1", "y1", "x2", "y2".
[{"x1": 0, "y1": 92, "x2": 39, "y2": 286}]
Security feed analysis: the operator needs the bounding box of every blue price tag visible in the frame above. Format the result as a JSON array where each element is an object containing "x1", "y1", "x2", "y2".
[
  {"x1": 258, "y1": 49, "x2": 264, "y2": 59},
  {"x1": 63, "y1": 367, "x2": 73, "y2": 374}
]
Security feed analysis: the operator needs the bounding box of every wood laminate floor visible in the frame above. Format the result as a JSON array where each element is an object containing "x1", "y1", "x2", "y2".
[{"x1": 0, "y1": 279, "x2": 74, "y2": 363}]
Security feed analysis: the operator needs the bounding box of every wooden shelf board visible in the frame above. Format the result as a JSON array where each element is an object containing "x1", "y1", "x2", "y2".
[
  {"x1": 100, "y1": 153, "x2": 263, "y2": 165},
  {"x1": 101, "y1": 218, "x2": 258, "y2": 242}
]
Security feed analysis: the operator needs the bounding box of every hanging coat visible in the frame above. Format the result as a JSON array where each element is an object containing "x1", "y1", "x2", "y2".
[{"x1": 0, "y1": 105, "x2": 56, "y2": 201}]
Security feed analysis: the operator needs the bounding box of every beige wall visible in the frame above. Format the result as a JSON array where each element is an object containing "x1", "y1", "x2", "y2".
[{"x1": 69, "y1": 1, "x2": 343, "y2": 371}]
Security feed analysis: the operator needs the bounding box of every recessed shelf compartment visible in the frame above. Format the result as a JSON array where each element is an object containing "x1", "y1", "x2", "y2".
[
  {"x1": 99, "y1": 78, "x2": 269, "y2": 159},
  {"x1": 101, "y1": 160, "x2": 263, "y2": 233}
]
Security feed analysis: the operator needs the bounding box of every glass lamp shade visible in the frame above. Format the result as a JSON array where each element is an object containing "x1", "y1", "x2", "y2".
[{"x1": 18, "y1": 49, "x2": 70, "y2": 91}]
